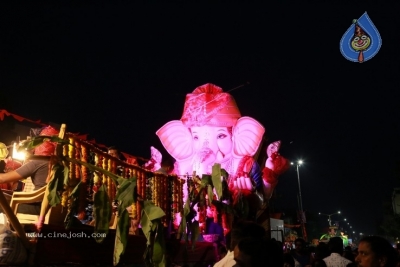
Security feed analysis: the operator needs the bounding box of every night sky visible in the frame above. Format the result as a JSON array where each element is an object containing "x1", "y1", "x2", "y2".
[{"x1": 2, "y1": 3, "x2": 400, "y2": 237}]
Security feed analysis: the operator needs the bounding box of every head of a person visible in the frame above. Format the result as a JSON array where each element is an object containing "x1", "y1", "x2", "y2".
[
  {"x1": 34, "y1": 126, "x2": 59, "y2": 156},
  {"x1": 108, "y1": 146, "x2": 120, "y2": 159},
  {"x1": 234, "y1": 237, "x2": 267, "y2": 267},
  {"x1": 294, "y1": 238, "x2": 307, "y2": 253},
  {"x1": 328, "y1": 237, "x2": 344, "y2": 254},
  {"x1": 355, "y1": 236, "x2": 397, "y2": 267},
  {"x1": 315, "y1": 242, "x2": 330, "y2": 260},
  {"x1": 161, "y1": 158, "x2": 175, "y2": 174},
  {"x1": 230, "y1": 220, "x2": 266, "y2": 252}
]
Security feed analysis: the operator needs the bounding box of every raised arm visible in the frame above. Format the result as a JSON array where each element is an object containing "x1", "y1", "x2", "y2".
[{"x1": 0, "y1": 171, "x2": 23, "y2": 184}]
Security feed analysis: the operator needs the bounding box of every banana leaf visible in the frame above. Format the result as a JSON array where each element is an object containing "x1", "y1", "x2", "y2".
[
  {"x1": 115, "y1": 177, "x2": 137, "y2": 213},
  {"x1": 140, "y1": 200, "x2": 166, "y2": 266},
  {"x1": 18, "y1": 136, "x2": 69, "y2": 151},
  {"x1": 200, "y1": 174, "x2": 211, "y2": 188},
  {"x1": 94, "y1": 184, "x2": 111, "y2": 243},
  {"x1": 152, "y1": 219, "x2": 166, "y2": 267},
  {"x1": 113, "y1": 209, "x2": 130, "y2": 266},
  {"x1": 65, "y1": 157, "x2": 124, "y2": 186},
  {"x1": 63, "y1": 180, "x2": 81, "y2": 229},
  {"x1": 207, "y1": 185, "x2": 213, "y2": 207},
  {"x1": 47, "y1": 163, "x2": 68, "y2": 207},
  {"x1": 68, "y1": 180, "x2": 81, "y2": 198},
  {"x1": 211, "y1": 164, "x2": 223, "y2": 199},
  {"x1": 177, "y1": 197, "x2": 191, "y2": 239},
  {"x1": 112, "y1": 177, "x2": 136, "y2": 265}
]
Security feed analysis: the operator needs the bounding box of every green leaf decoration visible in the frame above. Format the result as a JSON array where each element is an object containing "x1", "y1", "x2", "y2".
[
  {"x1": 141, "y1": 201, "x2": 166, "y2": 246},
  {"x1": 63, "y1": 162, "x2": 69, "y2": 186},
  {"x1": 152, "y1": 219, "x2": 167, "y2": 267},
  {"x1": 142, "y1": 200, "x2": 166, "y2": 222},
  {"x1": 141, "y1": 206, "x2": 152, "y2": 246},
  {"x1": 47, "y1": 164, "x2": 67, "y2": 207},
  {"x1": 212, "y1": 164, "x2": 223, "y2": 199},
  {"x1": 68, "y1": 181, "x2": 81, "y2": 198},
  {"x1": 183, "y1": 197, "x2": 190, "y2": 217},
  {"x1": 64, "y1": 157, "x2": 121, "y2": 186},
  {"x1": 113, "y1": 209, "x2": 130, "y2": 266},
  {"x1": 200, "y1": 174, "x2": 211, "y2": 188},
  {"x1": 141, "y1": 201, "x2": 167, "y2": 265},
  {"x1": 220, "y1": 168, "x2": 229, "y2": 180},
  {"x1": 207, "y1": 185, "x2": 213, "y2": 207},
  {"x1": 153, "y1": 239, "x2": 164, "y2": 266},
  {"x1": 190, "y1": 220, "x2": 200, "y2": 249},
  {"x1": 49, "y1": 136, "x2": 69, "y2": 145},
  {"x1": 18, "y1": 136, "x2": 69, "y2": 151},
  {"x1": 93, "y1": 184, "x2": 111, "y2": 244},
  {"x1": 116, "y1": 177, "x2": 137, "y2": 214}
]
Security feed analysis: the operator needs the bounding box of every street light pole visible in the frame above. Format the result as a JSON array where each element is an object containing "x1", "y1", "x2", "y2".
[
  {"x1": 295, "y1": 163, "x2": 304, "y2": 219},
  {"x1": 291, "y1": 160, "x2": 306, "y2": 241}
]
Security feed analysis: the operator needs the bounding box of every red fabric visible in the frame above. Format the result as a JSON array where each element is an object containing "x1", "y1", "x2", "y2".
[
  {"x1": 262, "y1": 167, "x2": 278, "y2": 187},
  {"x1": 34, "y1": 126, "x2": 59, "y2": 156},
  {"x1": 34, "y1": 141, "x2": 56, "y2": 156},
  {"x1": 4, "y1": 158, "x2": 22, "y2": 171},
  {"x1": 143, "y1": 158, "x2": 156, "y2": 171},
  {"x1": 262, "y1": 152, "x2": 290, "y2": 187},
  {"x1": 0, "y1": 109, "x2": 45, "y2": 126},
  {"x1": 269, "y1": 152, "x2": 290, "y2": 175},
  {"x1": 40, "y1": 126, "x2": 59, "y2": 136},
  {"x1": 180, "y1": 83, "x2": 241, "y2": 127}
]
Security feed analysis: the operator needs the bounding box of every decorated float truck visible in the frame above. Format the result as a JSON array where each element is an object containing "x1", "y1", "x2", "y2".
[{"x1": 0, "y1": 83, "x2": 289, "y2": 266}]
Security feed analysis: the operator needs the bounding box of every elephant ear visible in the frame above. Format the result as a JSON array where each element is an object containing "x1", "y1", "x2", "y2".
[
  {"x1": 156, "y1": 120, "x2": 194, "y2": 161},
  {"x1": 232, "y1": 116, "x2": 265, "y2": 157}
]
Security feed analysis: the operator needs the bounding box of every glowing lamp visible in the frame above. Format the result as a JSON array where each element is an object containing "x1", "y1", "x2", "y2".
[{"x1": 12, "y1": 142, "x2": 26, "y2": 161}]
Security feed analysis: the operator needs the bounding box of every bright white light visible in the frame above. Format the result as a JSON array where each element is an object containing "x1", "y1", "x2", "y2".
[
  {"x1": 298, "y1": 160, "x2": 303, "y2": 165},
  {"x1": 12, "y1": 143, "x2": 26, "y2": 161}
]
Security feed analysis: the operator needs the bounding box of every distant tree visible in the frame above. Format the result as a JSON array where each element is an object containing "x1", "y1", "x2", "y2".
[{"x1": 377, "y1": 199, "x2": 400, "y2": 238}]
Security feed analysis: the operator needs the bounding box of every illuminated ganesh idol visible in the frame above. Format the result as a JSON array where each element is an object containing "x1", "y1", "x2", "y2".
[{"x1": 156, "y1": 83, "x2": 288, "y2": 222}]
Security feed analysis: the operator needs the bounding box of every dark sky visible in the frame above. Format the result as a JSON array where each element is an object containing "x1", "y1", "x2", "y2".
[{"x1": 2, "y1": 3, "x2": 400, "y2": 236}]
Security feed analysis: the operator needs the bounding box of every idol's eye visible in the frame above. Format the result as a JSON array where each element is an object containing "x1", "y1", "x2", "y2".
[
  {"x1": 193, "y1": 135, "x2": 199, "y2": 141},
  {"x1": 353, "y1": 37, "x2": 360, "y2": 42},
  {"x1": 361, "y1": 35, "x2": 367, "y2": 40},
  {"x1": 217, "y1": 134, "x2": 227, "y2": 139}
]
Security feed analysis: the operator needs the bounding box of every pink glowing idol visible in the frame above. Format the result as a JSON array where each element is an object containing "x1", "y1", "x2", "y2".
[{"x1": 156, "y1": 83, "x2": 266, "y2": 194}]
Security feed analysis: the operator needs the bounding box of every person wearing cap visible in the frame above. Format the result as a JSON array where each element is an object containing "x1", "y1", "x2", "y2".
[
  {"x1": 323, "y1": 237, "x2": 352, "y2": 267},
  {"x1": 0, "y1": 126, "x2": 59, "y2": 215}
]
